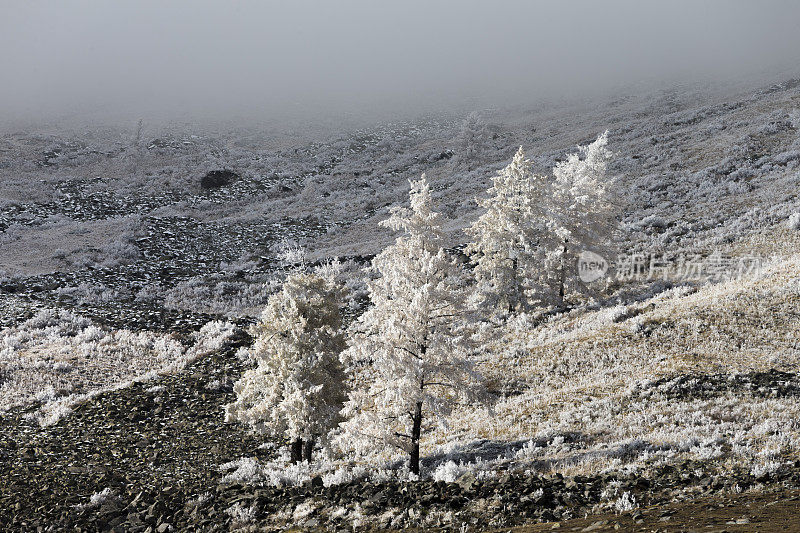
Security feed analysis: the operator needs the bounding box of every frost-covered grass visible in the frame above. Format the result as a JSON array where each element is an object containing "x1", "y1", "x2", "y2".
[
  {"x1": 204, "y1": 74, "x2": 800, "y2": 487},
  {"x1": 4, "y1": 74, "x2": 800, "y2": 493},
  {"x1": 74, "y1": 487, "x2": 118, "y2": 511},
  {"x1": 0, "y1": 310, "x2": 235, "y2": 425},
  {"x1": 0, "y1": 214, "x2": 143, "y2": 276},
  {"x1": 432, "y1": 251, "x2": 800, "y2": 479},
  {"x1": 221, "y1": 249, "x2": 800, "y2": 487},
  {"x1": 219, "y1": 454, "x2": 415, "y2": 488}
]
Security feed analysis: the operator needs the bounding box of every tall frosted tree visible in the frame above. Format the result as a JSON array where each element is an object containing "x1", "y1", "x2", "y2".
[
  {"x1": 337, "y1": 176, "x2": 484, "y2": 476},
  {"x1": 548, "y1": 131, "x2": 617, "y2": 304},
  {"x1": 465, "y1": 147, "x2": 552, "y2": 314},
  {"x1": 225, "y1": 271, "x2": 347, "y2": 463}
]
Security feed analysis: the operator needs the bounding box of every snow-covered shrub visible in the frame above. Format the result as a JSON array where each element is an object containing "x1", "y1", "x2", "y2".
[
  {"x1": 75, "y1": 488, "x2": 117, "y2": 510},
  {"x1": 88, "y1": 488, "x2": 116, "y2": 507},
  {"x1": 751, "y1": 460, "x2": 781, "y2": 478},
  {"x1": 191, "y1": 320, "x2": 236, "y2": 354},
  {"x1": 37, "y1": 401, "x2": 74, "y2": 427},
  {"x1": 514, "y1": 439, "x2": 543, "y2": 459},
  {"x1": 790, "y1": 108, "x2": 800, "y2": 130},
  {"x1": 614, "y1": 491, "x2": 638, "y2": 512},
  {"x1": 52, "y1": 361, "x2": 73, "y2": 373},
  {"x1": 220, "y1": 457, "x2": 264, "y2": 484},
  {"x1": 225, "y1": 501, "x2": 257, "y2": 525},
  {"x1": 600, "y1": 480, "x2": 623, "y2": 501},
  {"x1": 690, "y1": 441, "x2": 724, "y2": 460},
  {"x1": 431, "y1": 460, "x2": 469, "y2": 483},
  {"x1": 321, "y1": 464, "x2": 371, "y2": 487}
]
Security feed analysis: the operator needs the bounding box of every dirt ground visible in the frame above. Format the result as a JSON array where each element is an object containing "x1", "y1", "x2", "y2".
[{"x1": 505, "y1": 488, "x2": 800, "y2": 532}]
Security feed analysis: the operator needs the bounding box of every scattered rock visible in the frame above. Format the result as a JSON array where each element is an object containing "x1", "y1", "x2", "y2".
[{"x1": 200, "y1": 170, "x2": 238, "y2": 190}]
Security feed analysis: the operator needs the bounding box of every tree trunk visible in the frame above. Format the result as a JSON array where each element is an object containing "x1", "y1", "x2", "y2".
[
  {"x1": 558, "y1": 238, "x2": 568, "y2": 305},
  {"x1": 290, "y1": 438, "x2": 304, "y2": 464},
  {"x1": 302, "y1": 437, "x2": 315, "y2": 463},
  {"x1": 511, "y1": 256, "x2": 519, "y2": 313},
  {"x1": 409, "y1": 401, "x2": 423, "y2": 476}
]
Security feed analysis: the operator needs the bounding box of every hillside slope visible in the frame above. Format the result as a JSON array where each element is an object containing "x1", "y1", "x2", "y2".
[{"x1": 1, "y1": 75, "x2": 799, "y2": 530}]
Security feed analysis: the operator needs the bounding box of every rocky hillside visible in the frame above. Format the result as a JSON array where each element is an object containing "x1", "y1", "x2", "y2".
[{"x1": 1, "y1": 74, "x2": 800, "y2": 530}]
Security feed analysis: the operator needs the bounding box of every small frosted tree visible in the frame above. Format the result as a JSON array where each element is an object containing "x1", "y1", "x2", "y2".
[
  {"x1": 455, "y1": 111, "x2": 490, "y2": 170},
  {"x1": 128, "y1": 118, "x2": 144, "y2": 178},
  {"x1": 465, "y1": 147, "x2": 552, "y2": 314},
  {"x1": 225, "y1": 271, "x2": 347, "y2": 463},
  {"x1": 337, "y1": 176, "x2": 484, "y2": 476},
  {"x1": 548, "y1": 131, "x2": 617, "y2": 304}
]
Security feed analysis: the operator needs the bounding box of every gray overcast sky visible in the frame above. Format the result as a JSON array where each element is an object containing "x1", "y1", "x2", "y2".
[{"x1": 2, "y1": 0, "x2": 800, "y2": 125}]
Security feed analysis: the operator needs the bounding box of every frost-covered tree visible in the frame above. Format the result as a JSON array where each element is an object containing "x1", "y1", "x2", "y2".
[
  {"x1": 465, "y1": 147, "x2": 552, "y2": 314},
  {"x1": 128, "y1": 118, "x2": 145, "y2": 178},
  {"x1": 548, "y1": 131, "x2": 617, "y2": 304},
  {"x1": 225, "y1": 271, "x2": 347, "y2": 463},
  {"x1": 455, "y1": 112, "x2": 490, "y2": 170},
  {"x1": 337, "y1": 176, "x2": 484, "y2": 476}
]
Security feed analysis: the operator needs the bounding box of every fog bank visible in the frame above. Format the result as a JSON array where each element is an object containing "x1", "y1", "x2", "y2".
[{"x1": 2, "y1": 0, "x2": 800, "y2": 127}]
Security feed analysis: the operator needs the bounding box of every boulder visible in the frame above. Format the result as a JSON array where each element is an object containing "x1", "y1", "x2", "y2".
[{"x1": 200, "y1": 170, "x2": 238, "y2": 190}]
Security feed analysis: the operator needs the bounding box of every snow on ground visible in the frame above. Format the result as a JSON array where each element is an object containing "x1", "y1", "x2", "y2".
[
  {"x1": 0, "y1": 310, "x2": 235, "y2": 425},
  {"x1": 234, "y1": 250, "x2": 799, "y2": 487},
  {"x1": 441, "y1": 250, "x2": 800, "y2": 475},
  {"x1": 1, "y1": 74, "x2": 800, "y2": 480},
  {"x1": 211, "y1": 76, "x2": 800, "y2": 485},
  {"x1": 0, "y1": 214, "x2": 143, "y2": 276},
  {"x1": 227, "y1": 250, "x2": 800, "y2": 488}
]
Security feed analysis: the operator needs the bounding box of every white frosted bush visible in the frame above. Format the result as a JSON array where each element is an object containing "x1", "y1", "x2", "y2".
[
  {"x1": 76, "y1": 488, "x2": 116, "y2": 510},
  {"x1": 219, "y1": 457, "x2": 264, "y2": 484},
  {"x1": 192, "y1": 320, "x2": 236, "y2": 353},
  {"x1": 790, "y1": 108, "x2": 800, "y2": 129},
  {"x1": 225, "y1": 501, "x2": 257, "y2": 524},
  {"x1": 38, "y1": 402, "x2": 73, "y2": 427},
  {"x1": 751, "y1": 460, "x2": 781, "y2": 478},
  {"x1": 432, "y1": 460, "x2": 467, "y2": 483},
  {"x1": 614, "y1": 491, "x2": 638, "y2": 512},
  {"x1": 52, "y1": 361, "x2": 73, "y2": 373},
  {"x1": 514, "y1": 440, "x2": 543, "y2": 459},
  {"x1": 321, "y1": 464, "x2": 370, "y2": 487}
]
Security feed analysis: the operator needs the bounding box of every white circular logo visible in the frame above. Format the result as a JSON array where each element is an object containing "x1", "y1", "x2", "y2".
[{"x1": 577, "y1": 250, "x2": 608, "y2": 283}]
